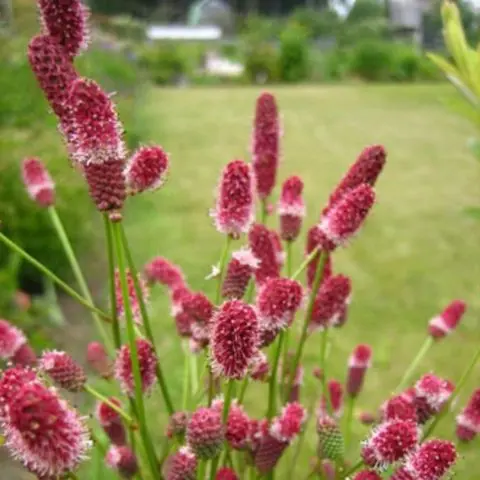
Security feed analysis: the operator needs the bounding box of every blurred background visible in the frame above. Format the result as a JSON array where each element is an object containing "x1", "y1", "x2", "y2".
[{"x1": 1, "y1": 0, "x2": 480, "y2": 478}]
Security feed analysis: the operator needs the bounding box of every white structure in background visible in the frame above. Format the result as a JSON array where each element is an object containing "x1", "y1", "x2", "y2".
[
  {"x1": 203, "y1": 51, "x2": 244, "y2": 77},
  {"x1": 388, "y1": 0, "x2": 432, "y2": 44},
  {"x1": 146, "y1": 24, "x2": 222, "y2": 41}
]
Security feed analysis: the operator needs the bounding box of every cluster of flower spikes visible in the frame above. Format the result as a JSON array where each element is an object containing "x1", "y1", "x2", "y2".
[{"x1": 27, "y1": 0, "x2": 169, "y2": 218}]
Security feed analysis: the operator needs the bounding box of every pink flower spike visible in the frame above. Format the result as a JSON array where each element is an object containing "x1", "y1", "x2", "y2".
[
  {"x1": 270, "y1": 402, "x2": 307, "y2": 443},
  {"x1": 226, "y1": 401, "x2": 251, "y2": 450},
  {"x1": 28, "y1": 34, "x2": 78, "y2": 120},
  {"x1": 38, "y1": 0, "x2": 90, "y2": 59},
  {"x1": 144, "y1": 256, "x2": 185, "y2": 289},
  {"x1": 249, "y1": 224, "x2": 281, "y2": 285},
  {"x1": 347, "y1": 344, "x2": 372, "y2": 398},
  {"x1": 106, "y1": 445, "x2": 138, "y2": 479},
  {"x1": 213, "y1": 160, "x2": 255, "y2": 237},
  {"x1": 216, "y1": 467, "x2": 239, "y2": 480},
  {"x1": 361, "y1": 419, "x2": 419, "y2": 469},
  {"x1": 187, "y1": 406, "x2": 224, "y2": 459},
  {"x1": 310, "y1": 275, "x2": 352, "y2": 331},
  {"x1": 256, "y1": 277, "x2": 303, "y2": 330},
  {"x1": 11, "y1": 343, "x2": 37, "y2": 367},
  {"x1": 251, "y1": 92, "x2": 280, "y2": 199},
  {"x1": 414, "y1": 373, "x2": 454, "y2": 423},
  {"x1": 86, "y1": 342, "x2": 112, "y2": 379},
  {"x1": 222, "y1": 247, "x2": 259, "y2": 299},
  {"x1": 4, "y1": 382, "x2": 91, "y2": 477},
  {"x1": 250, "y1": 351, "x2": 270, "y2": 382},
  {"x1": 39, "y1": 351, "x2": 86, "y2": 392},
  {"x1": 278, "y1": 176, "x2": 305, "y2": 241},
  {"x1": 164, "y1": 446, "x2": 197, "y2": 480},
  {"x1": 319, "y1": 184, "x2": 376, "y2": 249},
  {"x1": 382, "y1": 395, "x2": 417, "y2": 423},
  {"x1": 67, "y1": 77, "x2": 126, "y2": 165},
  {"x1": 211, "y1": 300, "x2": 259, "y2": 379},
  {"x1": 114, "y1": 339, "x2": 157, "y2": 396},
  {"x1": 125, "y1": 145, "x2": 169, "y2": 194},
  {"x1": 166, "y1": 411, "x2": 189, "y2": 439},
  {"x1": 456, "y1": 388, "x2": 480, "y2": 442},
  {"x1": 428, "y1": 300, "x2": 467, "y2": 339},
  {"x1": 353, "y1": 471, "x2": 382, "y2": 480},
  {"x1": 21, "y1": 158, "x2": 55, "y2": 207},
  {"x1": 96, "y1": 398, "x2": 126, "y2": 446},
  {"x1": 115, "y1": 269, "x2": 149, "y2": 325},
  {"x1": 323, "y1": 144, "x2": 386, "y2": 215},
  {"x1": 0, "y1": 319, "x2": 27, "y2": 360},
  {"x1": 183, "y1": 292, "x2": 214, "y2": 332}
]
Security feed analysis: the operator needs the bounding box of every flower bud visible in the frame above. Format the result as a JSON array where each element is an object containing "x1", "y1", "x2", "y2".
[
  {"x1": 0, "y1": 319, "x2": 27, "y2": 360},
  {"x1": 96, "y1": 398, "x2": 126, "y2": 446},
  {"x1": 164, "y1": 446, "x2": 197, "y2": 480},
  {"x1": 106, "y1": 445, "x2": 138, "y2": 479},
  {"x1": 86, "y1": 342, "x2": 112, "y2": 379},
  {"x1": 316, "y1": 415, "x2": 344, "y2": 461},
  {"x1": 347, "y1": 344, "x2": 372, "y2": 398},
  {"x1": 456, "y1": 388, "x2": 480, "y2": 442},
  {"x1": 21, "y1": 158, "x2": 55, "y2": 207},
  {"x1": 414, "y1": 373, "x2": 454, "y2": 424},
  {"x1": 144, "y1": 256, "x2": 185, "y2": 290},
  {"x1": 39, "y1": 351, "x2": 86, "y2": 392},
  {"x1": 166, "y1": 411, "x2": 189, "y2": 439},
  {"x1": 428, "y1": 300, "x2": 467, "y2": 339},
  {"x1": 248, "y1": 224, "x2": 281, "y2": 285},
  {"x1": 278, "y1": 176, "x2": 305, "y2": 241},
  {"x1": 382, "y1": 395, "x2": 417, "y2": 423},
  {"x1": 115, "y1": 269, "x2": 149, "y2": 325},
  {"x1": 226, "y1": 402, "x2": 250, "y2": 450},
  {"x1": 222, "y1": 248, "x2": 259, "y2": 299}
]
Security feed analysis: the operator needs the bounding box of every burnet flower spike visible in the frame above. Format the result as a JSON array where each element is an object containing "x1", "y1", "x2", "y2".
[
  {"x1": 347, "y1": 344, "x2": 373, "y2": 398},
  {"x1": 456, "y1": 388, "x2": 480, "y2": 442},
  {"x1": 222, "y1": 247, "x2": 259, "y2": 299},
  {"x1": 428, "y1": 299, "x2": 467, "y2": 339},
  {"x1": 163, "y1": 446, "x2": 197, "y2": 480},
  {"x1": 186, "y1": 406, "x2": 224, "y2": 460},
  {"x1": 21, "y1": 158, "x2": 55, "y2": 207},
  {"x1": 39, "y1": 350, "x2": 86, "y2": 392},
  {"x1": 413, "y1": 373, "x2": 454, "y2": 424},
  {"x1": 96, "y1": 398, "x2": 127, "y2": 446},
  {"x1": 382, "y1": 394, "x2": 417, "y2": 422},
  {"x1": 114, "y1": 268, "x2": 150, "y2": 325},
  {"x1": 316, "y1": 414, "x2": 344, "y2": 461},
  {"x1": 278, "y1": 175, "x2": 305, "y2": 242},
  {"x1": 106, "y1": 445, "x2": 138, "y2": 479},
  {"x1": 249, "y1": 224, "x2": 282, "y2": 285}
]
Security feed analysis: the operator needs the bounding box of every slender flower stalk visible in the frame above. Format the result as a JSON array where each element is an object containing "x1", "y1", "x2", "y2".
[
  {"x1": 290, "y1": 247, "x2": 319, "y2": 281},
  {"x1": 268, "y1": 331, "x2": 285, "y2": 420},
  {"x1": 112, "y1": 221, "x2": 159, "y2": 478},
  {"x1": 216, "y1": 236, "x2": 233, "y2": 304},
  {"x1": 120, "y1": 224, "x2": 175, "y2": 415},
  {"x1": 84, "y1": 384, "x2": 134, "y2": 426}
]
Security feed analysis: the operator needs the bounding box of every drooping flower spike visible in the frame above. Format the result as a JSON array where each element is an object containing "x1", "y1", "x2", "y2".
[
  {"x1": 278, "y1": 175, "x2": 305, "y2": 241},
  {"x1": 21, "y1": 158, "x2": 55, "y2": 207},
  {"x1": 347, "y1": 344, "x2": 372, "y2": 398},
  {"x1": 222, "y1": 247, "x2": 259, "y2": 299},
  {"x1": 96, "y1": 397, "x2": 127, "y2": 446},
  {"x1": 428, "y1": 300, "x2": 467, "y2": 339}
]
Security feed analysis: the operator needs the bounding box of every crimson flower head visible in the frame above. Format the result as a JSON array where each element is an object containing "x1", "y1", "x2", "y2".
[
  {"x1": 428, "y1": 300, "x2": 467, "y2": 339},
  {"x1": 306, "y1": 226, "x2": 333, "y2": 288},
  {"x1": 0, "y1": 319, "x2": 27, "y2": 360},
  {"x1": 186, "y1": 406, "x2": 224, "y2": 459},
  {"x1": 249, "y1": 351, "x2": 270, "y2": 381},
  {"x1": 414, "y1": 373, "x2": 454, "y2": 423},
  {"x1": 318, "y1": 380, "x2": 344, "y2": 419},
  {"x1": 67, "y1": 78, "x2": 125, "y2": 165},
  {"x1": 278, "y1": 176, "x2": 305, "y2": 241},
  {"x1": 361, "y1": 419, "x2": 419, "y2": 469},
  {"x1": 456, "y1": 388, "x2": 480, "y2": 442},
  {"x1": 114, "y1": 339, "x2": 157, "y2": 396},
  {"x1": 391, "y1": 440, "x2": 457, "y2": 480},
  {"x1": 211, "y1": 300, "x2": 259, "y2": 379},
  {"x1": 216, "y1": 467, "x2": 239, "y2": 480},
  {"x1": 310, "y1": 275, "x2": 351, "y2": 331},
  {"x1": 86, "y1": 341, "x2": 112, "y2": 379},
  {"x1": 249, "y1": 224, "x2": 281, "y2": 285},
  {"x1": 222, "y1": 247, "x2": 259, "y2": 299},
  {"x1": 319, "y1": 184, "x2": 376, "y2": 249},
  {"x1": 270, "y1": 402, "x2": 307, "y2": 443},
  {"x1": 125, "y1": 145, "x2": 169, "y2": 194},
  {"x1": 347, "y1": 344, "x2": 372, "y2": 398},
  {"x1": 106, "y1": 445, "x2": 138, "y2": 479},
  {"x1": 226, "y1": 401, "x2": 251, "y2": 450},
  {"x1": 28, "y1": 34, "x2": 78, "y2": 119},
  {"x1": 144, "y1": 256, "x2": 185, "y2": 290},
  {"x1": 96, "y1": 397, "x2": 126, "y2": 446},
  {"x1": 256, "y1": 277, "x2": 303, "y2": 330},
  {"x1": 353, "y1": 471, "x2": 382, "y2": 480},
  {"x1": 251, "y1": 92, "x2": 280, "y2": 199},
  {"x1": 38, "y1": 0, "x2": 89, "y2": 59},
  {"x1": 115, "y1": 268, "x2": 149, "y2": 325},
  {"x1": 39, "y1": 351, "x2": 86, "y2": 392},
  {"x1": 21, "y1": 157, "x2": 55, "y2": 207},
  {"x1": 183, "y1": 292, "x2": 214, "y2": 341},
  {"x1": 323, "y1": 144, "x2": 386, "y2": 215},
  {"x1": 0, "y1": 366, "x2": 38, "y2": 421},
  {"x1": 164, "y1": 446, "x2": 197, "y2": 480},
  {"x1": 382, "y1": 395, "x2": 417, "y2": 423},
  {"x1": 4, "y1": 382, "x2": 91, "y2": 477},
  {"x1": 213, "y1": 160, "x2": 255, "y2": 237}
]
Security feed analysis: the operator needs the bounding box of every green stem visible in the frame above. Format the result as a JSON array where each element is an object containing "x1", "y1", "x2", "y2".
[
  {"x1": 285, "y1": 241, "x2": 293, "y2": 278},
  {"x1": 424, "y1": 344, "x2": 480, "y2": 439},
  {"x1": 395, "y1": 336, "x2": 434, "y2": 393},
  {"x1": 319, "y1": 327, "x2": 331, "y2": 412},
  {"x1": 112, "y1": 221, "x2": 159, "y2": 478},
  {"x1": 0, "y1": 231, "x2": 111, "y2": 322},
  {"x1": 104, "y1": 214, "x2": 121, "y2": 349},
  {"x1": 120, "y1": 224, "x2": 175, "y2": 416},
  {"x1": 182, "y1": 341, "x2": 191, "y2": 411},
  {"x1": 49, "y1": 207, "x2": 112, "y2": 352},
  {"x1": 344, "y1": 395, "x2": 355, "y2": 450},
  {"x1": 281, "y1": 241, "x2": 294, "y2": 402},
  {"x1": 267, "y1": 331, "x2": 285, "y2": 420},
  {"x1": 238, "y1": 376, "x2": 249, "y2": 404},
  {"x1": 198, "y1": 459, "x2": 207, "y2": 480},
  {"x1": 260, "y1": 198, "x2": 268, "y2": 224},
  {"x1": 191, "y1": 354, "x2": 199, "y2": 394},
  {"x1": 290, "y1": 247, "x2": 319, "y2": 281},
  {"x1": 215, "y1": 235, "x2": 232, "y2": 304},
  {"x1": 344, "y1": 459, "x2": 363, "y2": 477},
  {"x1": 84, "y1": 384, "x2": 134, "y2": 425},
  {"x1": 287, "y1": 252, "x2": 327, "y2": 396}
]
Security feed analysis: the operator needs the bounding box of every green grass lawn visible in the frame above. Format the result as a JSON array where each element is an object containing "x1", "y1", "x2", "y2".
[{"x1": 121, "y1": 84, "x2": 480, "y2": 478}]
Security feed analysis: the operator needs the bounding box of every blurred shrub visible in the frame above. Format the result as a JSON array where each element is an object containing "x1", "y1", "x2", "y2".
[
  {"x1": 290, "y1": 6, "x2": 341, "y2": 39},
  {"x1": 349, "y1": 40, "x2": 393, "y2": 81},
  {"x1": 240, "y1": 14, "x2": 285, "y2": 43},
  {"x1": 310, "y1": 48, "x2": 351, "y2": 82},
  {"x1": 278, "y1": 23, "x2": 310, "y2": 83},
  {"x1": 244, "y1": 41, "x2": 278, "y2": 84},
  {"x1": 140, "y1": 43, "x2": 189, "y2": 85},
  {"x1": 103, "y1": 15, "x2": 146, "y2": 41}
]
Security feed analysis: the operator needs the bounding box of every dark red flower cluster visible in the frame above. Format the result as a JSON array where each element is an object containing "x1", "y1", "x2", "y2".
[
  {"x1": 249, "y1": 224, "x2": 282, "y2": 285},
  {"x1": 278, "y1": 176, "x2": 305, "y2": 241},
  {"x1": 222, "y1": 247, "x2": 259, "y2": 299}
]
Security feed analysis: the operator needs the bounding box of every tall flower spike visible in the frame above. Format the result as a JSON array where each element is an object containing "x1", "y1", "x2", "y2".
[
  {"x1": 183, "y1": 292, "x2": 214, "y2": 342},
  {"x1": 414, "y1": 373, "x2": 454, "y2": 424},
  {"x1": 0, "y1": 319, "x2": 27, "y2": 360},
  {"x1": 96, "y1": 398, "x2": 127, "y2": 446},
  {"x1": 323, "y1": 144, "x2": 386, "y2": 215},
  {"x1": 114, "y1": 339, "x2": 157, "y2": 396},
  {"x1": 38, "y1": 0, "x2": 90, "y2": 59},
  {"x1": 115, "y1": 269, "x2": 149, "y2": 325},
  {"x1": 4, "y1": 382, "x2": 91, "y2": 477},
  {"x1": 226, "y1": 401, "x2": 251, "y2": 450},
  {"x1": 213, "y1": 160, "x2": 255, "y2": 237},
  {"x1": 222, "y1": 247, "x2": 259, "y2": 299},
  {"x1": 428, "y1": 300, "x2": 467, "y2": 339},
  {"x1": 28, "y1": 34, "x2": 78, "y2": 119},
  {"x1": 0, "y1": 366, "x2": 38, "y2": 421},
  {"x1": 456, "y1": 388, "x2": 480, "y2": 442},
  {"x1": 39, "y1": 351, "x2": 86, "y2": 392},
  {"x1": 256, "y1": 277, "x2": 304, "y2": 330},
  {"x1": 86, "y1": 341, "x2": 112, "y2": 379},
  {"x1": 319, "y1": 184, "x2": 376, "y2": 250},
  {"x1": 249, "y1": 224, "x2": 281, "y2": 285},
  {"x1": 391, "y1": 440, "x2": 457, "y2": 480},
  {"x1": 21, "y1": 158, "x2": 55, "y2": 207},
  {"x1": 125, "y1": 145, "x2": 169, "y2": 194},
  {"x1": 306, "y1": 226, "x2": 333, "y2": 288},
  {"x1": 347, "y1": 344, "x2": 372, "y2": 398},
  {"x1": 251, "y1": 92, "x2": 280, "y2": 199},
  {"x1": 211, "y1": 300, "x2": 259, "y2": 379},
  {"x1": 106, "y1": 445, "x2": 138, "y2": 479},
  {"x1": 278, "y1": 176, "x2": 305, "y2": 241},
  {"x1": 186, "y1": 406, "x2": 224, "y2": 460},
  {"x1": 163, "y1": 446, "x2": 197, "y2": 480},
  {"x1": 216, "y1": 467, "x2": 239, "y2": 480},
  {"x1": 382, "y1": 395, "x2": 417, "y2": 423},
  {"x1": 361, "y1": 419, "x2": 419, "y2": 469},
  {"x1": 310, "y1": 275, "x2": 351, "y2": 331},
  {"x1": 144, "y1": 256, "x2": 186, "y2": 290}
]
